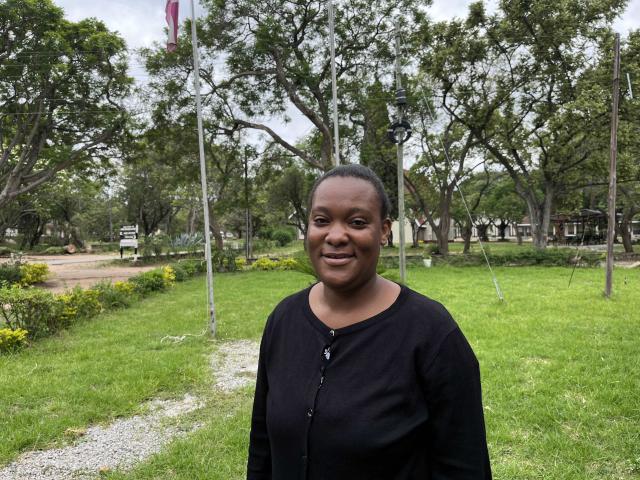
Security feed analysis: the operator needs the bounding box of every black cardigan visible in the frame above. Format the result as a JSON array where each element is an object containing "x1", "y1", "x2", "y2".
[{"x1": 247, "y1": 285, "x2": 491, "y2": 479}]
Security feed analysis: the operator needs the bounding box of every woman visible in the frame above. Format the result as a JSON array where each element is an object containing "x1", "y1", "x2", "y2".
[{"x1": 247, "y1": 165, "x2": 491, "y2": 479}]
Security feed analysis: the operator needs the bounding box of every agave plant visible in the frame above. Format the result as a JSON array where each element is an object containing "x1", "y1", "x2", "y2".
[{"x1": 169, "y1": 233, "x2": 204, "y2": 255}]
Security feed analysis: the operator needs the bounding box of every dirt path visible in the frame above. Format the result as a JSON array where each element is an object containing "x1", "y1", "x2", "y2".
[
  {"x1": 0, "y1": 340, "x2": 260, "y2": 480},
  {"x1": 19, "y1": 254, "x2": 158, "y2": 293}
]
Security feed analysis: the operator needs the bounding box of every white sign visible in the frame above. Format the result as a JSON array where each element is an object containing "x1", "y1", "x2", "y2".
[
  {"x1": 120, "y1": 239, "x2": 138, "y2": 248},
  {"x1": 119, "y1": 224, "x2": 139, "y2": 250}
]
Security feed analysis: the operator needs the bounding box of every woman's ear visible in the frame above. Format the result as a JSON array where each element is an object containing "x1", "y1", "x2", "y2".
[{"x1": 380, "y1": 218, "x2": 392, "y2": 246}]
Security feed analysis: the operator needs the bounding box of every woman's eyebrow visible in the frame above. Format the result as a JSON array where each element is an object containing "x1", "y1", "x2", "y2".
[{"x1": 311, "y1": 206, "x2": 370, "y2": 216}]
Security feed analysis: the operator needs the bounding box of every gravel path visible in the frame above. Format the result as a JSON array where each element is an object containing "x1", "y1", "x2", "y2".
[
  {"x1": 0, "y1": 340, "x2": 260, "y2": 480},
  {"x1": 211, "y1": 340, "x2": 260, "y2": 391}
]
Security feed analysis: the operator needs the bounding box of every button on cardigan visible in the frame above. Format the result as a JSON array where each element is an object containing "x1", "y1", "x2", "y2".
[{"x1": 247, "y1": 285, "x2": 491, "y2": 479}]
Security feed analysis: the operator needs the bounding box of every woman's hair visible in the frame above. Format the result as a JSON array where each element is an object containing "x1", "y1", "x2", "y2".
[{"x1": 308, "y1": 164, "x2": 391, "y2": 220}]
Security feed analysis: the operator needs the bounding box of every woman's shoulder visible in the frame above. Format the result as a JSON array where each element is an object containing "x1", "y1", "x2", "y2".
[
  {"x1": 271, "y1": 285, "x2": 312, "y2": 317},
  {"x1": 398, "y1": 286, "x2": 460, "y2": 343}
]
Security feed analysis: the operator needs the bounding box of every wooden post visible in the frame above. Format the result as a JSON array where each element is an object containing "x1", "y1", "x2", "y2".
[{"x1": 605, "y1": 33, "x2": 621, "y2": 298}]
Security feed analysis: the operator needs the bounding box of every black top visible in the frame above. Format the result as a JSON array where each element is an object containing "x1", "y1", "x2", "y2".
[{"x1": 247, "y1": 284, "x2": 492, "y2": 480}]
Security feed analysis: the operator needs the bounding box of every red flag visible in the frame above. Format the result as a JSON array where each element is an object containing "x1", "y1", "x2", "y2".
[{"x1": 165, "y1": 0, "x2": 179, "y2": 52}]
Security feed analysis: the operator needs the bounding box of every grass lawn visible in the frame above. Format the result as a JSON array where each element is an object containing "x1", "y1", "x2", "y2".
[{"x1": 1, "y1": 267, "x2": 639, "y2": 479}]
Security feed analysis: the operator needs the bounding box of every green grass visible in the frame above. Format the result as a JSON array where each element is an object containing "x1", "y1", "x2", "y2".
[{"x1": 2, "y1": 267, "x2": 640, "y2": 479}]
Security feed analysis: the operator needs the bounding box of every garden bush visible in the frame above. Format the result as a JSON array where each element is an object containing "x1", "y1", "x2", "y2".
[
  {"x1": 252, "y1": 238, "x2": 276, "y2": 254},
  {"x1": 211, "y1": 247, "x2": 239, "y2": 272},
  {"x1": 171, "y1": 263, "x2": 189, "y2": 282},
  {"x1": 178, "y1": 259, "x2": 206, "y2": 276},
  {"x1": 235, "y1": 257, "x2": 247, "y2": 270},
  {"x1": 272, "y1": 228, "x2": 296, "y2": 247},
  {"x1": 93, "y1": 281, "x2": 135, "y2": 309},
  {"x1": 162, "y1": 266, "x2": 176, "y2": 287},
  {"x1": 128, "y1": 269, "x2": 166, "y2": 295},
  {"x1": 276, "y1": 258, "x2": 298, "y2": 270},
  {"x1": 58, "y1": 288, "x2": 103, "y2": 323},
  {"x1": 19, "y1": 263, "x2": 49, "y2": 285},
  {"x1": 251, "y1": 257, "x2": 279, "y2": 271},
  {"x1": 0, "y1": 286, "x2": 64, "y2": 339},
  {"x1": 291, "y1": 254, "x2": 317, "y2": 278},
  {"x1": 432, "y1": 248, "x2": 603, "y2": 267},
  {"x1": 0, "y1": 262, "x2": 22, "y2": 286},
  {"x1": 0, "y1": 328, "x2": 28, "y2": 353}
]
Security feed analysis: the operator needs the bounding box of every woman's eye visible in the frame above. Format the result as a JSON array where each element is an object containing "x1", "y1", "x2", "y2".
[
  {"x1": 351, "y1": 219, "x2": 367, "y2": 227},
  {"x1": 313, "y1": 218, "x2": 329, "y2": 225}
]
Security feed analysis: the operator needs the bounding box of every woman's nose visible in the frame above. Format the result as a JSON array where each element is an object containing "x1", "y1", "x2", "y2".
[{"x1": 325, "y1": 222, "x2": 348, "y2": 245}]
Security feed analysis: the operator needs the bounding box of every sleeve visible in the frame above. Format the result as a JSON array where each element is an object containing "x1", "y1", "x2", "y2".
[
  {"x1": 247, "y1": 315, "x2": 273, "y2": 480},
  {"x1": 421, "y1": 327, "x2": 492, "y2": 479}
]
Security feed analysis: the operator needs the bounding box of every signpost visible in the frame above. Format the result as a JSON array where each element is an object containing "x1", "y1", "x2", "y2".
[{"x1": 119, "y1": 225, "x2": 139, "y2": 260}]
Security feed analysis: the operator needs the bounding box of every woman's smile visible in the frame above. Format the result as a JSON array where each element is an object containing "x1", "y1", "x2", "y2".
[{"x1": 321, "y1": 251, "x2": 355, "y2": 266}]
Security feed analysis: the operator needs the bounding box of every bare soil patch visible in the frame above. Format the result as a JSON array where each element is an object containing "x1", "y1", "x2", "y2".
[{"x1": 19, "y1": 254, "x2": 157, "y2": 293}]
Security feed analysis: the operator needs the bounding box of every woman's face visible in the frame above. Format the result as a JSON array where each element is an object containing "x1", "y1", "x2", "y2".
[{"x1": 307, "y1": 176, "x2": 391, "y2": 292}]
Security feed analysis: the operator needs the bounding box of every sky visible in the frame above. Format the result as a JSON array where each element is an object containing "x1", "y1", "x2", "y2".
[
  {"x1": 52, "y1": 0, "x2": 640, "y2": 145},
  {"x1": 53, "y1": 0, "x2": 640, "y2": 52}
]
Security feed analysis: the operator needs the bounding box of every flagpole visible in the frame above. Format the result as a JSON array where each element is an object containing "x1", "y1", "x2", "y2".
[
  {"x1": 189, "y1": 0, "x2": 217, "y2": 335},
  {"x1": 328, "y1": 0, "x2": 340, "y2": 165}
]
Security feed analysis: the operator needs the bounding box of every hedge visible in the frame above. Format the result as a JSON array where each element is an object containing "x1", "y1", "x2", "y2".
[{"x1": 0, "y1": 261, "x2": 203, "y2": 353}]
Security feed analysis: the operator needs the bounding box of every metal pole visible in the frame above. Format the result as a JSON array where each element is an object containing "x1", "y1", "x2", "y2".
[
  {"x1": 245, "y1": 148, "x2": 251, "y2": 261},
  {"x1": 605, "y1": 33, "x2": 620, "y2": 299},
  {"x1": 190, "y1": 0, "x2": 217, "y2": 333},
  {"x1": 395, "y1": 26, "x2": 406, "y2": 283},
  {"x1": 328, "y1": 0, "x2": 340, "y2": 165}
]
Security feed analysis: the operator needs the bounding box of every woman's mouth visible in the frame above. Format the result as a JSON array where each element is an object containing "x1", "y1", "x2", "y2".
[{"x1": 322, "y1": 253, "x2": 354, "y2": 266}]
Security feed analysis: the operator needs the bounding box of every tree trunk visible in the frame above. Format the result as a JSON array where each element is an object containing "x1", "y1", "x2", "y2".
[
  {"x1": 411, "y1": 221, "x2": 419, "y2": 248},
  {"x1": 462, "y1": 222, "x2": 472, "y2": 254},
  {"x1": 188, "y1": 205, "x2": 198, "y2": 235},
  {"x1": 209, "y1": 212, "x2": 224, "y2": 250},
  {"x1": 619, "y1": 214, "x2": 634, "y2": 253},
  {"x1": 436, "y1": 215, "x2": 450, "y2": 255},
  {"x1": 497, "y1": 222, "x2": 507, "y2": 241}
]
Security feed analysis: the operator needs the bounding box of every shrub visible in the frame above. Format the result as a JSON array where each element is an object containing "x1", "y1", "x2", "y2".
[
  {"x1": 129, "y1": 269, "x2": 166, "y2": 295},
  {"x1": 251, "y1": 257, "x2": 279, "y2": 270},
  {"x1": 0, "y1": 262, "x2": 22, "y2": 286},
  {"x1": 290, "y1": 254, "x2": 317, "y2": 278},
  {"x1": 0, "y1": 285, "x2": 64, "y2": 339},
  {"x1": 162, "y1": 266, "x2": 176, "y2": 287},
  {"x1": 426, "y1": 244, "x2": 441, "y2": 256},
  {"x1": 0, "y1": 328, "x2": 28, "y2": 353},
  {"x1": 169, "y1": 233, "x2": 204, "y2": 255},
  {"x1": 276, "y1": 258, "x2": 298, "y2": 270},
  {"x1": 19, "y1": 263, "x2": 49, "y2": 286},
  {"x1": 93, "y1": 281, "x2": 135, "y2": 309},
  {"x1": 235, "y1": 257, "x2": 247, "y2": 270},
  {"x1": 178, "y1": 259, "x2": 206, "y2": 276},
  {"x1": 58, "y1": 288, "x2": 103, "y2": 323},
  {"x1": 432, "y1": 248, "x2": 603, "y2": 267},
  {"x1": 171, "y1": 264, "x2": 189, "y2": 282},
  {"x1": 252, "y1": 238, "x2": 276, "y2": 254},
  {"x1": 272, "y1": 228, "x2": 296, "y2": 247}
]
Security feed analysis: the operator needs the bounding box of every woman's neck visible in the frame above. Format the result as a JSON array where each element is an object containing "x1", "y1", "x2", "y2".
[{"x1": 310, "y1": 275, "x2": 401, "y2": 329}]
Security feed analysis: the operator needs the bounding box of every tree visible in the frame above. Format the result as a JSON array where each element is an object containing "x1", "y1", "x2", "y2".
[
  {"x1": 421, "y1": 0, "x2": 626, "y2": 249},
  {"x1": 405, "y1": 94, "x2": 482, "y2": 255},
  {"x1": 357, "y1": 81, "x2": 398, "y2": 220},
  {"x1": 141, "y1": 0, "x2": 420, "y2": 171},
  {"x1": 0, "y1": 0, "x2": 132, "y2": 211},
  {"x1": 267, "y1": 164, "x2": 317, "y2": 237},
  {"x1": 480, "y1": 173, "x2": 527, "y2": 242}
]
